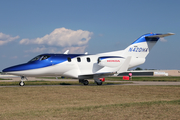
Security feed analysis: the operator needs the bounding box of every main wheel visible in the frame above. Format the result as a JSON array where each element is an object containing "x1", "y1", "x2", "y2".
[
  {"x1": 19, "y1": 81, "x2": 25, "y2": 86},
  {"x1": 83, "y1": 80, "x2": 89, "y2": 85},
  {"x1": 96, "y1": 81, "x2": 102, "y2": 85}
]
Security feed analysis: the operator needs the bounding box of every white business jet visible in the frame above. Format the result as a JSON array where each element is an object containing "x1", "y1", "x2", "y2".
[{"x1": 2, "y1": 33, "x2": 174, "y2": 86}]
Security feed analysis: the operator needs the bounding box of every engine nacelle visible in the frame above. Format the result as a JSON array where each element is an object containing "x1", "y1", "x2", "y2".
[{"x1": 98, "y1": 56, "x2": 124, "y2": 67}]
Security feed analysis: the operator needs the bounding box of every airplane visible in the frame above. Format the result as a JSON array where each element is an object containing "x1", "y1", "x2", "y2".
[{"x1": 2, "y1": 33, "x2": 174, "y2": 86}]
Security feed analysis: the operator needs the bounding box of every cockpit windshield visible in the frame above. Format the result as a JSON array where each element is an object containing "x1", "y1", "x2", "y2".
[{"x1": 29, "y1": 55, "x2": 50, "y2": 62}]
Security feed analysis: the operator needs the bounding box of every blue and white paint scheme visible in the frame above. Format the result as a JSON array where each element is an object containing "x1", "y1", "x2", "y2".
[{"x1": 2, "y1": 33, "x2": 174, "y2": 86}]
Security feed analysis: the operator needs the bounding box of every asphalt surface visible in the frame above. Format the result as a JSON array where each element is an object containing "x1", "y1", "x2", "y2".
[
  {"x1": 0, "y1": 77, "x2": 180, "y2": 87},
  {"x1": 123, "y1": 81, "x2": 180, "y2": 85}
]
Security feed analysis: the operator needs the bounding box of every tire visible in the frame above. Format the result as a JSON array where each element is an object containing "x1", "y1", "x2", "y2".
[
  {"x1": 19, "y1": 81, "x2": 25, "y2": 86},
  {"x1": 83, "y1": 80, "x2": 89, "y2": 85},
  {"x1": 96, "y1": 81, "x2": 102, "y2": 85}
]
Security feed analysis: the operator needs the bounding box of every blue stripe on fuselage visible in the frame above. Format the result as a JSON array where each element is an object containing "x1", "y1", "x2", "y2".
[
  {"x1": 3, "y1": 54, "x2": 85, "y2": 72},
  {"x1": 99, "y1": 56, "x2": 124, "y2": 61}
]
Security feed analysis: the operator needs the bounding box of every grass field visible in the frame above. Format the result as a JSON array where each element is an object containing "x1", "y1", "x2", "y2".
[
  {"x1": 0, "y1": 78, "x2": 12, "y2": 80},
  {"x1": 0, "y1": 85, "x2": 180, "y2": 120}
]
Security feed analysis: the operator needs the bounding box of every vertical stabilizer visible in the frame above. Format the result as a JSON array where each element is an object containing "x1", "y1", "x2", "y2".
[{"x1": 123, "y1": 33, "x2": 174, "y2": 58}]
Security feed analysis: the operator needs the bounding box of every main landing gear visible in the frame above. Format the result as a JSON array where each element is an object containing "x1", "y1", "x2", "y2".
[
  {"x1": 95, "y1": 81, "x2": 103, "y2": 85},
  {"x1": 79, "y1": 78, "x2": 105, "y2": 86},
  {"x1": 94, "y1": 78, "x2": 104, "y2": 85},
  {"x1": 79, "y1": 79, "x2": 89, "y2": 85},
  {"x1": 19, "y1": 76, "x2": 27, "y2": 86}
]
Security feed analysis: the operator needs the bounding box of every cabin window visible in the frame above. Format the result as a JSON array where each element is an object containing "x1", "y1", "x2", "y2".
[
  {"x1": 97, "y1": 58, "x2": 101, "y2": 63},
  {"x1": 87, "y1": 57, "x2": 90, "y2": 62},
  {"x1": 68, "y1": 57, "x2": 71, "y2": 62},
  {"x1": 77, "y1": 57, "x2": 81, "y2": 62}
]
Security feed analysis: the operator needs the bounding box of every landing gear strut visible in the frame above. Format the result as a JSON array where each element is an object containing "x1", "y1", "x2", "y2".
[{"x1": 79, "y1": 79, "x2": 89, "y2": 85}]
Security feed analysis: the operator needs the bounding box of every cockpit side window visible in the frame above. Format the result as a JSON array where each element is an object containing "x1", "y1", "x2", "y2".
[
  {"x1": 40, "y1": 55, "x2": 50, "y2": 60},
  {"x1": 29, "y1": 55, "x2": 50, "y2": 62},
  {"x1": 29, "y1": 55, "x2": 41, "y2": 62}
]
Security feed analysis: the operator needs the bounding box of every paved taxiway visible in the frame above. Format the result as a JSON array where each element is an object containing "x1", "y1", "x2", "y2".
[
  {"x1": 0, "y1": 77, "x2": 180, "y2": 87},
  {"x1": 123, "y1": 81, "x2": 180, "y2": 85}
]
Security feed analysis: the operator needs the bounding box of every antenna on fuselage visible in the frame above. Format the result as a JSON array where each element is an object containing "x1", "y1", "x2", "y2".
[{"x1": 64, "y1": 50, "x2": 69, "y2": 54}]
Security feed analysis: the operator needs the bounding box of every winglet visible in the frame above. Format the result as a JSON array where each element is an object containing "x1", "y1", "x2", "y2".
[
  {"x1": 64, "y1": 50, "x2": 69, "y2": 54},
  {"x1": 117, "y1": 56, "x2": 131, "y2": 74}
]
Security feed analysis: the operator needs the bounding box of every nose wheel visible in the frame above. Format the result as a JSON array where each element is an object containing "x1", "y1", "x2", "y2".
[{"x1": 19, "y1": 81, "x2": 25, "y2": 86}]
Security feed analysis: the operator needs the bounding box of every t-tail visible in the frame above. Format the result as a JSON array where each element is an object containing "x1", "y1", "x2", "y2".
[{"x1": 122, "y1": 33, "x2": 175, "y2": 68}]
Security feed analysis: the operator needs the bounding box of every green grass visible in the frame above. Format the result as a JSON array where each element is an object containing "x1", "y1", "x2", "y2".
[
  {"x1": 0, "y1": 78, "x2": 12, "y2": 80},
  {"x1": 65, "y1": 99, "x2": 180, "y2": 111}
]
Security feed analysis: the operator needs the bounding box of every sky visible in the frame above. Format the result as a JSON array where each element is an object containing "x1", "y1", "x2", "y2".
[{"x1": 0, "y1": 0, "x2": 180, "y2": 71}]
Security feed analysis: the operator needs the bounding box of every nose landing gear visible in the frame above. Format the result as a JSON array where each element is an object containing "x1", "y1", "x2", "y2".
[{"x1": 19, "y1": 76, "x2": 27, "y2": 86}]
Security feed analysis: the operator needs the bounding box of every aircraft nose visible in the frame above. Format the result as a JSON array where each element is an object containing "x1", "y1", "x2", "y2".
[
  {"x1": 2, "y1": 68, "x2": 10, "y2": 72},
  {"x1": 2, "y1": 63, "x2": 28, "y2": 73},
  {"x1": 3, "y1": 66, "x2": 19, "y2": 72},
  {"x1": 2, "y1": 60, "x2": 52, "y2": 73}
]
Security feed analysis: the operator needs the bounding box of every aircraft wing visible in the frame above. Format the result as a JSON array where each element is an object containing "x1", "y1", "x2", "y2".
[
  {"x1": 117, "y1": 56, "x2": 131, "y2": 73},
  {"x1": 78, "y1": 72, "x2": 116, "y2": 79}
]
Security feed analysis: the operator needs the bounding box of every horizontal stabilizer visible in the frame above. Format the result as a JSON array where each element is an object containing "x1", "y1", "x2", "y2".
[{"x1": 146, "y1": 33, "x2": 175, "y2": 38}]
